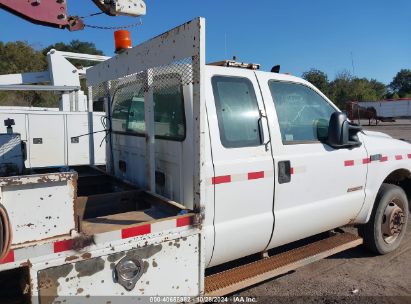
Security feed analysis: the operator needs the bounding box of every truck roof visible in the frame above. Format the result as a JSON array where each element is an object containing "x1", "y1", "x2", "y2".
[{"x1": 205, "y1": 64, "x2": 320, "y2": 92}]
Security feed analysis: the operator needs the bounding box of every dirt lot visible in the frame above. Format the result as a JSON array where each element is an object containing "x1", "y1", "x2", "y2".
[{"x1": 235, "y1": 119, "x2": 411, "y2": 303}]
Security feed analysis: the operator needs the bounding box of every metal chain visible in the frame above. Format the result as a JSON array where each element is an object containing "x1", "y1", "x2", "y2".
[
  {"x1": 77, "y1": 10, "x2": 144, "y2": 30},
  {"x1": 79, "y1": 12, "x2": 105, "y2": 19},
  {"x1": 84, "y1": 18, "x2": 143, "y2": 30}
]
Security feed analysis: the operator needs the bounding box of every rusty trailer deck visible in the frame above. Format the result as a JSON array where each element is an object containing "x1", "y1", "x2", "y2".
[{"x1": 205, "y1": 233, "x2": 363, "y2": 296}]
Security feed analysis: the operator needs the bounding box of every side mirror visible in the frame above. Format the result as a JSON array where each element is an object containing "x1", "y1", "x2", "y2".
[{"x1": 328, "y1": 112, "x2": 362, "y2": 149}]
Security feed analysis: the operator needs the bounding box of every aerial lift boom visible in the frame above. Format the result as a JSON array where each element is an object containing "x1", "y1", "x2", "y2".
[{"x1": 0, "y1": 0, "x2": 146, "y2": 31}]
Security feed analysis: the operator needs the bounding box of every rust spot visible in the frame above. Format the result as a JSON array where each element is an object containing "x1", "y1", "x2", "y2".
[
  {"x1": 20, "y1": 260, "x2": 32, "y2": 267},
  {"x1": 76, "y1": 288, "x2": 84, "y2": 295},
  {"x1": 38, "y1": 264, "x2": 74, "y2": 304},
  {"x1": 107, "y1": 251, "x2": 125, "y2": 263},
  {"x1": 72, "y1": 234, "x2": 95, "y2": 251},
  {"x1": 141, "y1": 261, "x2": 149, "y2": 275},
  {"x1": 152, "y1": 260, "x2": 158, "y2": 267},
  {"x1": 81, "y1": 252, "x2": 92, "y2": 260},
  {"x1": 75, "y1": 257, "x2": 105, "y2": 278},
  {"x1": 126, "y1": 244, "x2": 162, "y2": 260},
  {"x1": 65, "y1": 256, "x2": 79, "y2": 262}
]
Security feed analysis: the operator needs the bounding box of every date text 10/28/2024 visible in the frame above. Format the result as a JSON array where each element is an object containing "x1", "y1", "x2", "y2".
[{"x1": 149, "y1": 296, "x2": 258, "y2": 303}]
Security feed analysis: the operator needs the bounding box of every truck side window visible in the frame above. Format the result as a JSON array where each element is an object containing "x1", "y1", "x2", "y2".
[
  {"x1": 268, "y1": 81, "x2": 335, "y2": 143},
  {"x1": 212, "y1": 76, "x2": 261, "y2": 148},
  {"x1": 111, "y1": 78, "x2": 186, "y2": 141}
]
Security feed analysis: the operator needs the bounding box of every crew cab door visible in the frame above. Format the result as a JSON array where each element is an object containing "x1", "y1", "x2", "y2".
[
  {"x1": 255, "y1": 73, "x2": 368, "y2": 249},
  {"x1": 206, "y1": 67, "x2": 275, "y2": 267}
]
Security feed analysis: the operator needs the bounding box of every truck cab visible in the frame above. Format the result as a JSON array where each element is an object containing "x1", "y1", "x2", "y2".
[
  {"x1": 207, "y1": 63, "x2": 410, "y2": 266},
  {"x1": 106, "y1": 57, "x2": 410, "y2": 269}
]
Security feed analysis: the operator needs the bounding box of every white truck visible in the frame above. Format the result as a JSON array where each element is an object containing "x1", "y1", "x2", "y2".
[
  {"x1": 0, "y1": 50, "x2": 109, "y2": 169},
  {"x1": 0, "y1": 18, "x2": 410, "y2": 303}
]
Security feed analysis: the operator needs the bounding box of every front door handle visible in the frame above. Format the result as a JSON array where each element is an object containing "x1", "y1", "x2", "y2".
[{"x1": 278, "y1": 160, "x2": 291, "y2": 184}]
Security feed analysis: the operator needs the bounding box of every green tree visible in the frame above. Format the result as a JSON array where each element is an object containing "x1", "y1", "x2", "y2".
[
  {"x1": 43, "y1": 40, "x2": 104, "y2": 67},
  {"x1": 327, "y1": 71, "x2": 386, "y2": 108},
  {"x1": 0, "y1": 41, "x2": 47, "y2": 73},
  {"x1": 302, "y1": 69, "x2": 329, "y2": 94},
  {"x1": 328, "y1": 70, "x2": 353, "y2": 107},
  {"x1": 389, "y1": 69, "x2": 411, "y2": 98},
  {"x1": 370, "y1": 79, "x2": 387, "y2": 99},
  {"x1": 0, "y1": 41, "x2": 56, "y2": 107}
]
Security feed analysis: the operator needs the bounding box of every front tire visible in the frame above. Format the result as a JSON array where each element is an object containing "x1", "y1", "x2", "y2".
[{"x1": 359, "y1": 183, "x2": 409, "y2": 254}]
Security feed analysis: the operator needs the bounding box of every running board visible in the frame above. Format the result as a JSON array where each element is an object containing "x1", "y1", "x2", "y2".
[{"x1": 205, "y1": 232, "x2": 363, "y2": 296}]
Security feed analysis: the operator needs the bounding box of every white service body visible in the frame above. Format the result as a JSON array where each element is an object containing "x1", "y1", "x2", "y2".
[{"x1": 0, "y1": 109, "x2": 106, "y2": 168}]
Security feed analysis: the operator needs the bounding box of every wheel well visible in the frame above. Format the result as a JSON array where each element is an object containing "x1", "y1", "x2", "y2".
[{"x1": 383, "y1": 169, "x2": 411, "y2": 211}]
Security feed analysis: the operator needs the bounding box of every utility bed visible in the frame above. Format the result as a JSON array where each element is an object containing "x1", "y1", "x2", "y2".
[
  {"x1": 0, "y1": 165, "x2": 200, "y2": 302},
  {"x1": 0, "y1": 17, "x2": 206, "y2": 302},
  {"x1": 74, "y1": 166, "x2": 190, "y2": 235},
  {"x1": 0, "y1": 165, "x2": 196, "y2": 264}
]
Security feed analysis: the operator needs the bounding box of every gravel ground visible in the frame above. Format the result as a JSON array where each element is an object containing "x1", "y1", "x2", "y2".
[{"x1": 234, "y1": 119, "x2": 411, "y2": 304}]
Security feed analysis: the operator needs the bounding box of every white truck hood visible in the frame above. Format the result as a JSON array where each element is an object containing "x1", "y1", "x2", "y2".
[
  {"x1": 361, "y1": 129, "x2": 411, "y2": 151},
  {"x1": 362, "y1": 130, "x2": 393, "y2": 139}
]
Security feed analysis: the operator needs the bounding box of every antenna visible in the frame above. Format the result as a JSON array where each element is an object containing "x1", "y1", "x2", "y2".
[
  {"x1": 351, "y1": 51, "x2": 355, "y2": 75},
  {"x1": 224, "y1": 32, "x2": 227, "y2": 59}
]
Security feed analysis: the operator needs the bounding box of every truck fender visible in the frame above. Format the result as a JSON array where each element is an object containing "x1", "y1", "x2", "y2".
[{"x1": 354, "y1": 168, "x2": 411, "y2": 224}]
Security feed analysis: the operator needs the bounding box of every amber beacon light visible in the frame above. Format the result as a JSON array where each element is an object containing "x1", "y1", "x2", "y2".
[{"x1": 114, "y1": 30, "x2": 133, "y2": 53}]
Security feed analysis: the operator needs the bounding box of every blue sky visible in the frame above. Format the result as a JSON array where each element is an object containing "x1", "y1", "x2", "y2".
[{"x1": 0, "y1": 0, "x2": 410, "y2": 84}]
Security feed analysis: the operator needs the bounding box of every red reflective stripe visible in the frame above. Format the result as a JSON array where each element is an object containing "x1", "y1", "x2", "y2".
[
  {"x1": 395, "y1": 155, "x2": 403, "y2": 160},
  {"x1": 380, "y1": 156, "x2": 388, "y2": 162},
  {"x1": 344, "y1": 160, "x2": 355, "y2": 167},
  {"x1": 362, "y1": 158, "x2": 371, "y2": 164},
  {"x1": 121, "y1": 224, "x2": 151, "y2": 239},
  {"x1": 54, "y1": 239, "x2": 73, "y2": 253},
  {"x1": 212, "y1": 175, "x2": 231, "y2": 185},
  {"x1": 248, "y1": 171, "x2": 264, "y2": 180},
  {"x1": 176, "y1": 216, "x2": 192, "y2": 227},
  {"x1": 0, "y1": 250, "x2": 14, "y2": 264},
  {"x1": 290, "y1": 167, "x2": 294, "y2": 175},
  {"x1": 407, "y1": 154, "x2": 411, "y2": 159}
]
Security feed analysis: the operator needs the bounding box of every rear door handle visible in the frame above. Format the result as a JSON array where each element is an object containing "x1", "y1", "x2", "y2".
[{"x1": 258, "y1": 110, "x2": 271, "y2": 151}]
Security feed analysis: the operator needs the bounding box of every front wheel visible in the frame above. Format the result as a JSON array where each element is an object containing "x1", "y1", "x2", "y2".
[{"x1": 359, "y1": 183, "x2": 409, "y2": 254}]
